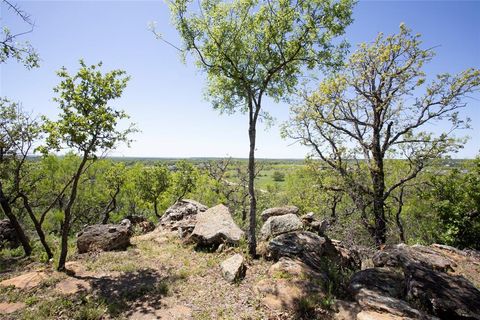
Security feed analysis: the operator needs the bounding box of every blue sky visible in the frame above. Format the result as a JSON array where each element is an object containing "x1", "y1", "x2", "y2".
[{"x1": 1, "y1": 0, "x2": 479, "y2": 159}]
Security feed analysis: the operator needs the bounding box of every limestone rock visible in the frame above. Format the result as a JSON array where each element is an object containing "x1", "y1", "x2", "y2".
[
  {"x1": 255, "y1": 257, "x2": 326, "y2": 311},
  {"x1": 191, "y1": 204, "x2": 244, "y2": 246},
  {"x1": 405, "y1": 263, "x2": 480, "y2": 319},
  {"x1": 77, "y1": 223, "x2": 131, "y2": 253},
  {"x1": 161, "y1": 199, "x2": 207, "y2": 222},
  {"x1": 220, "y1": 253, "x2": 246, "y2": 282},
  {"x1": 160, "y1": 200, "x2": 208, "y2": 238},
  {"x1": 355, "y1": 288, "x2": 433, "y2": 319},
  {"x1": 259, "y1": 213, "x2": 303, "y2": 241},
  {"x1": 372, "y1": 243, "x2": 456, "y2": 272},
  {"x1": 0, "y1": 302, "x2": 26, "y2": 314},
  {"x1": 55, "y1": 277, "x2": 91, "y2": 295},
  {"x1": 260, "y1": 205, "x2": 299, "y2": 222},
  {"x1": 266, "y1": 231, "x2": 337, "y2": 271},
  {"x1": 0, "y1": 271, "x2": 48, "y2": 290},
  {"x1": 349, "y1": 267, "x2": 405, "y2": 299}
]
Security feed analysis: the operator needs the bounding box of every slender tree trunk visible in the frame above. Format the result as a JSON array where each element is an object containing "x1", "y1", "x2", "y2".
[
  {"x1": 0, "y1": 182, "x2": 31, "y2": 256},
  {"x1": 247, "y1": 111, "x2": 257, "y2": 257},
  {"x1": 154, "y1": 200, "x2": 160, "y2": 219},
  {"x1": 371, "y1": 113, "x2": 387, "y2": 248},
  {"x1": 395, "y1": 187, "x2": 406, "y2": 243},
  {"x1": 57, "y1": 155, "x2": 88, "y2": 272},
  {"x1": 20, "y1": 194, "x2": 53, "y2": 260}
]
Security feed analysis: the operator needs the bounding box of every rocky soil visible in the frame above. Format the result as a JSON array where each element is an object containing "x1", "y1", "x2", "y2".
[{"x1": 0, "y1": 202, "x2": 479, "y2": 320}]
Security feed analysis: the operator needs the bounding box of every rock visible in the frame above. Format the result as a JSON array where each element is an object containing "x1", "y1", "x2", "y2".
[
  {"x1": 349, "y1": 267, "x2": 405, "y2": 299},
  {"x1": 124, "y1": 215, "x2": 155, "y2": 234},
  {"x1": 333, "y1": 300, "x2": 362, "y2": 320},
  {"x1": 372, "y1": 243, "x2": 456, "y2": 272},
  {"x1": 0, "y1": 302, "x2": 26, "y2": 314},
  {"x1": 161, "y1": 199, "x2": 207, "y2": 222},
  {"x1": 331, "y1": 239, "x2": 362, "y2": 270},
  {"x1": 301, "y1": 213, "x2": 329, "y2": 236},
  {"x1": 259, "y1": 213, "x2": 303, "y2": 241},
  {"x1": 0, "y1": 219, "x2": 19, "y2": 249},
  {"x1": 355, "y1": 288, "x2": 433, "y2": 319},
  {"x1": 160, "y1": 200, "x2": 208, "y2": 238},
  {"x1": 190, "y1": 204, "x2": 244, "y2": 246},
  {"x1": 77, "y1": 223, "x2": 131, "y2": 253},
  {"x1": 55, "y1": 277, "x2": 91, "y2": 295},
  {"x1": 405, "y1": 263, "x2": 480, "y2": 319},
  {"x1": 266, "y1": 231, "x2": 338, "y2": 271},
  {"x1": 255, "y1": 258, "x2": 326, "y2": 311},
  {"x1": 260, "y1": 205, "x2": 299, "y2": 222},
  {"x1": 0, "y1": 271, "x2": 48, "y2": 290},
  {"x1": 220, "y1": 254, "x2": 246, "y2": 282},
  {"x1": 356, "y1": 310, "x2": 412, "y2": 320}
]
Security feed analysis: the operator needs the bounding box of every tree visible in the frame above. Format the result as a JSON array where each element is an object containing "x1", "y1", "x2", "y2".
[
  {"x1": 167, "y1": 0, "x2": 354, "y2": 255},
  {"x1": 0, "y1": 99, "x2": 34, "y2": 255},
  {"x1": 138, "y1": 164, "x2": 171, "y2": 218},
  {"x1": 427, "y1": 158, "x2": 480, "y2": 249},
  {"x1": 284, "y1": 25, "x2": 480, "y2": 247},
  {"x1": 272, "y1": 171, "x2": 285, "y2": 182},
  {"x1": 171, "y1": 160, "x2": 197, "y2": 203},
  {"x1": 41, "y1": 60, "x2": 135, "y2": 271},
  {"x1": 1, "y1": 0, "x2": 39, "y2": 68}
]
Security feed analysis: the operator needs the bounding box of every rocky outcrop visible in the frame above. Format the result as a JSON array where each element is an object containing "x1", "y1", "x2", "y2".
[
  {"x1": 372, "y1": 243, "x2": 457, "y2": 272},
  {"x1": 220, "y1": 253, "x2": 246, "y2": 282},
  {"x1": 259, "y1": 213, "x2": 303, "y2": 241},
  {"x1": 405, "y1": 263, "x2": 480, "y2": 319},
  {"x1": 301, "y1": 212, "x2": 329, "y2": 236},
  {"x1": 260, "y1": 205, "x2": 299, "y2": 222},
  {"x1": 340, "y1": 243, "x2": 480, "y2": 320},
  {"x1": 190, "y1": 204, "x2": 244, "y2": 246},
  {"x1": 77, "y1": 224, "x2": 131, "y2": 253},
  {"x1": 255, "y1": 257, "x2": 327, "y2": 311},
  {"x1": 266, "y1": 231, "x2": 338, "y2": 272},
  {"x1": 159, "y1": 199, "x2": 208, "y2": 238},
  {"x1": 0, "y1": 219, "x2": 19, "y2": 249}
]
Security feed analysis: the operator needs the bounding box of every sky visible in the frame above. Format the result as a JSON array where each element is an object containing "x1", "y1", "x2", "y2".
[{"x1": 1, "y1": 0, "x2": 479, "y2": 159}]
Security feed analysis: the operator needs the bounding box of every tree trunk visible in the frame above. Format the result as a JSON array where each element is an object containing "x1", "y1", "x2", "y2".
[
  {"x1": 371, "y1": 116, "x2": 387, "y2": 248},
  {"x1": 395, "y1": 187, "x2": 406, "y2": 243},
  {"x1": 247, "y1": 115, "x2": 257, "y2": 257},
  {"x1": 57, "y1": 155, "x2": 88, "y2": 272},
  {"x1": 154, "y1": 200, "x2": 160, "y2": 219},
  {"x1": 20, "y1": 194, "x2": 53, "y2": 260},
  {"x1": 0, "y1": 183, "x2": 32, "y2": 256}
]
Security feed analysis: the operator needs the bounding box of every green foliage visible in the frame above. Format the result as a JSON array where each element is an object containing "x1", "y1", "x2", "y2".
[
  {"x1": 0, "y1": 2, "x2": 39, "y2": 68},
  {"x1": 284, "y1": 24, "x2": 480, "y2": 245},
  {"x1": 40, "y1": 60, "x2": 135, "y2": 156},
  {"x1": 272, "y1": 171, "x2": 285, "y2": 182},
  {"x1": 427, "y1": 158, "x2": 480, "y2": 249},
  {"x1": 169, "y1": 0, "x2": 354, "y2": 113}
]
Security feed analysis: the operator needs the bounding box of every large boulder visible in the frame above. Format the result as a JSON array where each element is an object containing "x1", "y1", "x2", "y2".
[
  {"x1": 220, "y1": 253, "x2": 246, "y2": 283},
  {"x1": 260, "y1": 205, "x2": 299, "y2": 222},
  {"x1": 0, "y1": 219, "x2": 19, "y2": 249},
  {"x1": 405, "y1": 263, "x2": 480, "y2": 319},
  {"x1": 349, "y1": 267, "x2": 405, "y2": 299},
  {"x1": 77, "y1": 224, "x2": 131, "y2": 253},
  {"x1": 372, "y1": 243, "x2": 457, "y2": 272},
  {"x1": 160, "y1": 199, "x2": 208, "y2": 238},
  {"x1": 255, "y1": 257, "x2": 327, "y2": 311},
  {"x1": 266, "y1": 231, "x2": 338, "y2": 271},
  {"x1": 190, "y1": 204, "x2": 244, "y2": 246},
  {"x1": 259, "y1": 213, "x2": 303, "y2": 241}
]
